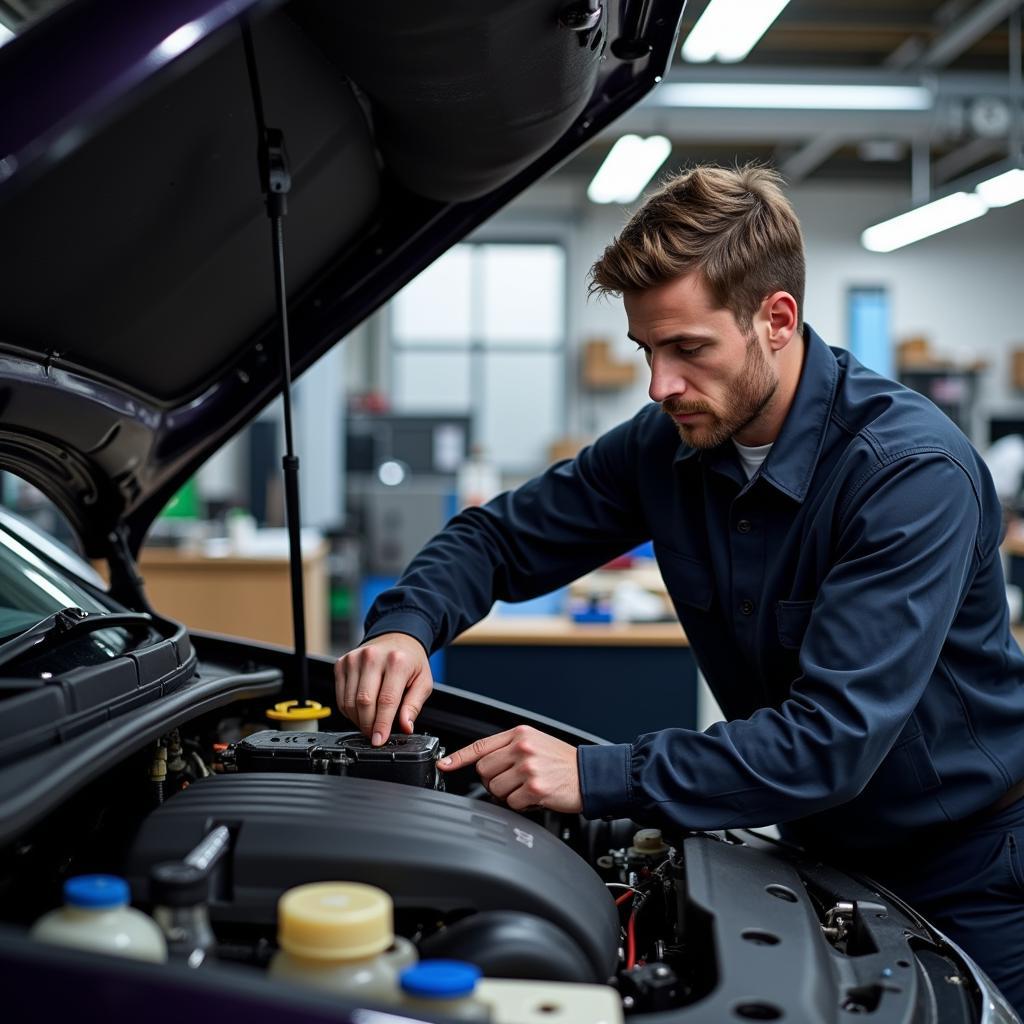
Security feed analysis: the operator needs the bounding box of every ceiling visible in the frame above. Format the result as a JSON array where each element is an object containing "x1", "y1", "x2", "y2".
[{"x1": 560, "y1": 0, "x2": 1024, "y2": 190}]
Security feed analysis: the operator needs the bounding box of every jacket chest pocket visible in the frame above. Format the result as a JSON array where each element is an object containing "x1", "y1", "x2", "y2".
[{"x1": 776, "y1": 599, "x2": 815, "y2": 650}]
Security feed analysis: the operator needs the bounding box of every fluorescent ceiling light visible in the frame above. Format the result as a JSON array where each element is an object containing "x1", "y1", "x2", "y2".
[
  {"x1": 654, "y1": 83, "x2": 932, "y2": 111},
  {"x1": 861, "y1": 192, "x2": 988, "y2": 252},
  {"x1": 587, "y1": 135, "x2": 672, "y2": 205},
  {"x1": 682, "y1": 0, "x2": 790, "y2": 63},
  {"x1": 975, "y1": 168, "x2": 1024, "y2": 207}
]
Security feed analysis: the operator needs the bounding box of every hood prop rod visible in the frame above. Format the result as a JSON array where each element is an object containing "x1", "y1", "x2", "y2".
[{"x1": 242, "y1": 23, "x2": 311, "y2": 707}]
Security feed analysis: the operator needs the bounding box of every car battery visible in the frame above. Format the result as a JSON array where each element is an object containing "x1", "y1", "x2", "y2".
[{"x1": 224, "y1": 730, "x2": 444, "y2": 790}]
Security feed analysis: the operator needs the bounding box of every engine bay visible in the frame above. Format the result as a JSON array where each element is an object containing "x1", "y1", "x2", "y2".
[
  {"x1": 128, "y1": 742, "x2": 619, "y2": 984},
  {"x1": 0, "y1": 662, "x2": 987, "y2": 1024}
]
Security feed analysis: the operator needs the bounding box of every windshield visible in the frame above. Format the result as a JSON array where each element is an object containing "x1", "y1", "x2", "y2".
[{"x1": 0, "y1": 524, "x2": 130, "y2": 658}]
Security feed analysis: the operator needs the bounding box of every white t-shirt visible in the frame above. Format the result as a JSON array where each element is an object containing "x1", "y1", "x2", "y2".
[{"x1": 733, "y1": 439, "x2": 774, "y2": 481}]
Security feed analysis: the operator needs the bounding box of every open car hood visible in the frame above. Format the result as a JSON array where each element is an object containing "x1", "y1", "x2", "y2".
[{"x1": 0, "y1": 0, "x2": 685, "y2": 559}]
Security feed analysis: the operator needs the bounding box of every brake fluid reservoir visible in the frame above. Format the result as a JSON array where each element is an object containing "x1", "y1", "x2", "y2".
[
  {"x1": 269, "y1": 882, "x2": 399, "y2": 1002},
  {"x1": 30, "y1": 875, "x2": 167, "y2": 963}
]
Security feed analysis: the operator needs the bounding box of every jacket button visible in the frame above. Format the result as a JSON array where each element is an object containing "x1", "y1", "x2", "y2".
[
  {"x1": 737, "y1": 519, "x2": 752, "y2": 533},
  {"x1": 740, "y1": 599, "x2": 755, "y2": 615}
]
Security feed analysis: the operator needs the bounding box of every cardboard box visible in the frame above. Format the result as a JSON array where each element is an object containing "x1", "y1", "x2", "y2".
[{"x1": 582, "y1": 338, "x2": 636, "y2": 390}]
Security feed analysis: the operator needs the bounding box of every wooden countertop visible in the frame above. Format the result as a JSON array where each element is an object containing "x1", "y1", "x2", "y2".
[
  {"x1": 454, "y1": 615, "x2": 689, "y2": 647},
  {"x1": 138, "y1": 540, "x2": 328, "y2": 568}
]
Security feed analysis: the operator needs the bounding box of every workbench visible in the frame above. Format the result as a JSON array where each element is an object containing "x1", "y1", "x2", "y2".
[
  {"x1": 447, "y1": 616, "x2": 696, "y2": 742},
  {"x1": 135, "y1": 542, "x2": 330, "y2": 654}
]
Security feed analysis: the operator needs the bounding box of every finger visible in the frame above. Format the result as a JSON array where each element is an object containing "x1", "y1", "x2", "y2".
[
  {"x1": 483, "y1": 763, "x2": 525, "y2": 801},
  {"x1": 339, "y1": 659, "x2": 352, "y2": 716},
  {"x1": 338, "y1": 655, "x2": 361, "y2": 725},
  {"x1": 371, "y1": 651, "x2": 413, "y2": 745},
  {"x1": 438, "y1": 731, "x2": 512, "y2": 772},
  {"x1": 399, "y1": 672, "x2": 433, "y2": 734},
  {"x1": 475, "y1": 745, "x2": 520, "y2": 784},
  {"x1": 505, "y1": 781, "x2": 544, "y2": 812},
  {"x1": 353, "y1": 652, "x2": 383, "y2": 737}
]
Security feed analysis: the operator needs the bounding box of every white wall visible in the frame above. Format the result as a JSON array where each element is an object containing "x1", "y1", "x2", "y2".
[{"x1": 794, "y1": 184, "x2": 1024, "y2": 421}]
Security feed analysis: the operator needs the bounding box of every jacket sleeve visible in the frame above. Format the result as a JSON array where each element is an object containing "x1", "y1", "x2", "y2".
[
  {"x1": 578, "y1": 451, "x2": 984, "y2": 828},
  {"x1": 362, "y1": 414, "x2": 651, "y2": 654}
]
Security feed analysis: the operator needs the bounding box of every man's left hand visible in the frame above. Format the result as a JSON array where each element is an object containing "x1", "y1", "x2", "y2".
[{"x1": 438, "y1": 725, "x2": 583, "y2": 814}]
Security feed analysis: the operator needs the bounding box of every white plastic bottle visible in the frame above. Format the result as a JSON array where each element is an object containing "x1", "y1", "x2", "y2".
[
  {"x1": 30, "y1": 874, "x2": 167, "y2": 963},
  {"x1": 400, "y1": 960, "x2": 491, "y2": 1020},
  {"x1": 383, "y1": 934, "x2": 418, "y2": 974},
  {"x1": 268, "y1": 882, "x2": 399, "y2": 1002}
]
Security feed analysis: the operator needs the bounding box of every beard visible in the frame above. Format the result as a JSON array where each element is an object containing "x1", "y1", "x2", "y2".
[{"x1": 663, "y1": 331, "x2": 778, "y2": 449}]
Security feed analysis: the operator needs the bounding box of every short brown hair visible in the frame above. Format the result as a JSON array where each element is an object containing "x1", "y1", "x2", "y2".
[{"x1": 589, "y1": 163, "x2": 805, "y2": 331}]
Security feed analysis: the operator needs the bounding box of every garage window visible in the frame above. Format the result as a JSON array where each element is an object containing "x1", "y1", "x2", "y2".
[{"x1": 390, "y1": 242, "x2": 566, "y2": 473}]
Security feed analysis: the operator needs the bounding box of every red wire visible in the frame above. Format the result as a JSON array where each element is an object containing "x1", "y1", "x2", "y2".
[
  {"x1": 614, "y1": 889, "x2": 635, "y2": 906},
  {"x1": 626, "y1": 911, "x2": 637, "y2": 969}
]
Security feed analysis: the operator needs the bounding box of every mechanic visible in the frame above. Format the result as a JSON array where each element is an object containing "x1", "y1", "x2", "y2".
[{"x1": 335, "y1": 164, "x2": 1024, "y2": 1008}]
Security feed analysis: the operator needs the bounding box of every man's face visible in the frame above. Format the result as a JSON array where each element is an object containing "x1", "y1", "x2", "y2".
[{"x1": 623, "y1": 272, "x2": 779, "y2": 449}]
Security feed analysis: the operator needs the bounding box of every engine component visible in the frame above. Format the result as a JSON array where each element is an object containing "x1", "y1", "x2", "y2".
[
  {"x1": 148, "y1": 824, "x2": 230, "y2": 967},
  {"x1": 418, "y1": 911, "x2": 596, "y2": 984},
  {"x1": 629, "y1": 828, "x2": 669, "y2": 861},
  {"x1": 126, "y1": 772, "x2": 619, "y2": 982},
  {"x1": 150, "y1": 861, "x2": 217, "y2": 967},
  {"x1": 619, "y1": 962, "x2": 680, "y2": 1013},
  {"x1": 221, "y1": 730, "x2": 444, "y2": 789}
]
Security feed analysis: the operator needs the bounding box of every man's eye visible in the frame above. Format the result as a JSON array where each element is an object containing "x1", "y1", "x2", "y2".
[
  {"x1": 634, "y1": 344, "x2": 651, "y2": 357},
  {"x1": 678, "y1": 345, "x2": 705, "y2": 357}
]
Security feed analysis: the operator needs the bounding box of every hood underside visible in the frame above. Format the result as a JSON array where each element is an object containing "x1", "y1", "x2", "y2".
[{"x1": 0, "y1": 0, "x2": 684, "y2": 557}]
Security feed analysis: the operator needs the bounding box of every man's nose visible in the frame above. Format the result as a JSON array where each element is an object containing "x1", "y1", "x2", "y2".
[{"x1": 648, "y1": 358, "x2": 687, "y2": 404}]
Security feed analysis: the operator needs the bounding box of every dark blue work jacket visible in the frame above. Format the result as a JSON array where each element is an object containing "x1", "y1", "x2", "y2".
[{"x1": 365, "y1": 326, "x2": 1024, "y2": 852}]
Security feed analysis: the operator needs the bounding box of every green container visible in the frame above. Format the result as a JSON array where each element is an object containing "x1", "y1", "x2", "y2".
[{"x1": 161, "y1": 478, "x2": 200, "y2": 519}]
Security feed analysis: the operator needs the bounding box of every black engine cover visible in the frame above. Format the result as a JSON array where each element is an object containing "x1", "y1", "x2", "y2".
[{"x1": 127, "y1": 773, "x2": 619, "y2": 980}]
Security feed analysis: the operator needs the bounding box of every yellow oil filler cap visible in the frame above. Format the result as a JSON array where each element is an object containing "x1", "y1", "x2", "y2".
[
  {"x1": 277, "y1": 882, "x2": 393, "y2": 961},
  {"x1": 266, "y1": 700, "x2": 332, "y2": 730}
]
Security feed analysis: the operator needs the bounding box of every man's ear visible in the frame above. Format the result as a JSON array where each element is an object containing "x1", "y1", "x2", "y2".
[{"x1": 762, "y1": 291, "x2": 798, "y2": 351}]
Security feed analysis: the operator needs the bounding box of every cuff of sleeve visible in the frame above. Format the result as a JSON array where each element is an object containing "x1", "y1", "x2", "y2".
[
  {"x1": 362, "y1": 611, "x2": 435, "y2": 655},
  {"x1": 577, "y1": 742, "x2": 634, "y2": 820}
]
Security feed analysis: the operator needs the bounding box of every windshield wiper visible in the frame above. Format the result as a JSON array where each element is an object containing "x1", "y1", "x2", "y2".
[{"x1": 0, "y1": 606, "x2": 155, "y2": 670}]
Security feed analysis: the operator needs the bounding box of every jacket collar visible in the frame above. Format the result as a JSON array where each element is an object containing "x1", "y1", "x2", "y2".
[{"x1": 672, "y1": 323, "x2": 839, "y2": 504}]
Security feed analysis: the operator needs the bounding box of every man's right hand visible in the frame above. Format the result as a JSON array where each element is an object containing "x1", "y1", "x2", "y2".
[{"x1": 334, "y1": 633, "x2": 434, "y2": 746}]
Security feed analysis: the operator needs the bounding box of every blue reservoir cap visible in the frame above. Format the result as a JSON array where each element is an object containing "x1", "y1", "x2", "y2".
[
  {"x1": 400, "y1": 960, "x2": 482, "y2": 998},
  {"x1": 64, "y1": 875, "x2": 130, "y2": 909}
]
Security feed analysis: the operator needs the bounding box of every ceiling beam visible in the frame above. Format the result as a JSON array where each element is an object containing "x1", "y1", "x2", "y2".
[
  {"x1": 607, "y1": 68, "x2": 1017, "y2": 160},
  {"x1": 605, "y1": 106, "x2": 932, "y2": 144},
  {"x1": 779, "y1": 136, "x2": 845, "y2": 183},
  {"x1": 921, "y1": 0, "x2": 1023, "y2": 69},
  {"x1": 932, "y1": 136, "x2": 1009, "y2": 181},
  {"x1": 884, "y1": 35, "x2": 927, "y2": 70}
]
